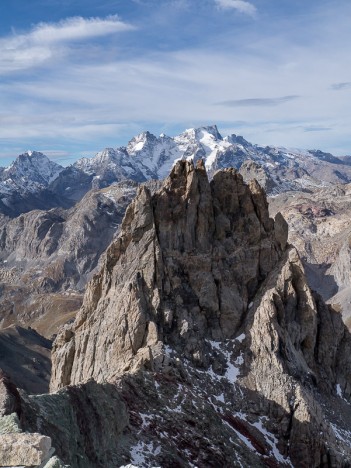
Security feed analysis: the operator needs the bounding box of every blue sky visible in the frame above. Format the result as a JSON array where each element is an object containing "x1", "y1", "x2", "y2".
[{"x1": 0, "y1": 0, "x2": 350, "y2": 166}]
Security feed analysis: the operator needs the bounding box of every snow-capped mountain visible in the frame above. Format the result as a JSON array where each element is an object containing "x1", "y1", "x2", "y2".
[
  {"x1": 2, "y1": 125, "x2": 351, "y2": 216},
  {"x1": 0, "y1": 151, "x2": 63, "y2": 194},
  {"x1": 71, "y1": 124, "x2": 351, "y2": 195},
  {"x1": 0, "y1": 151, "x2": 65, "y2": 216}
]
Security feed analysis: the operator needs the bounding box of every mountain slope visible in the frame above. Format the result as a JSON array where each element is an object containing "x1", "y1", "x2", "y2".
[{"x1": 0, "y1": 181, "x2": 138, "y2": 336}]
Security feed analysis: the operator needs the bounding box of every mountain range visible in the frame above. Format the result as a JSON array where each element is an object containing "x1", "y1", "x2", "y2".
[{"x1": 2, "y1": 125, "x2": 351, "y2": 217}]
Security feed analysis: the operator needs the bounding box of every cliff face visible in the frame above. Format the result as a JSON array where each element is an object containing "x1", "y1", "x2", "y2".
[
  {"x1": 33, "y1": 161, "x2": 351, "y2": 466},
  {"x1": 50, "y1": 160, "x2": 286, "y2": 388}
]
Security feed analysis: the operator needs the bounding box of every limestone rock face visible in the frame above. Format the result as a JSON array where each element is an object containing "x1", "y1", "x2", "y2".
[
  {"x1": 51, "y1": 161, "x2": 284, "y2": 388},
  {"x1": 242, "y1": 247, "x2": 351, "y2": 466},
  {"x1": 239, "y1": 159, "x2": 278, "y2": 193}
]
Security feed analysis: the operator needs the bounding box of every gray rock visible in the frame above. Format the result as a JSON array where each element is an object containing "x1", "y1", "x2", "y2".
[
  {"x1": 41, "y1": 455, "x2": 69, "y2": 468},
  {"x1": 0, "y1": 433, "x2": 52, "y2": 466},
  {"x1": 0, "y1": 413, "x2": 21, "y2": 435}
]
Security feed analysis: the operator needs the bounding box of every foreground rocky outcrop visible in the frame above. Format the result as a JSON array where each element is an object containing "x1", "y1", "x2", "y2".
[{"x1": 6, "y1": 161, "x2": 351, "y2": 467}]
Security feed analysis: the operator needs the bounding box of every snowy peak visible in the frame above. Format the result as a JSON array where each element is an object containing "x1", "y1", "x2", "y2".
[
  {"x1": 0, "y1": 151, "x2": 64, "y2": 196},
  {"x1": 74, "y1": 148, "x2": 128, "y2": 174},
  {"x1": 177, "y1": 125, "x2": 222, "y2": 142},
  {"x1": 197, "y1": 124, "x2": 223, "y2": 140},
  {"x1": 127, "y1": 131, "x2": 158, "y2": 155}
]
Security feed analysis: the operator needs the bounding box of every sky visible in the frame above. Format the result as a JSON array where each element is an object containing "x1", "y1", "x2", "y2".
[{"x1": 0, "y1": 0, "x2": 350, "y2": 166}]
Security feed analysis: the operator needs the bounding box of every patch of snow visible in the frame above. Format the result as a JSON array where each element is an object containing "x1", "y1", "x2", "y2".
[
  {"x1": 209, "y1": 340, "x2": 221, "y2": 351},
  {"x1": 206, "y1": 340, "x2": 244, "y2": 383},
  {"x1": 133, "y1": 141, "x2": 145, "y2": 152},
  {"x1": 336, "y1": 384, "x2": 342, "y2": 397},
  {"x1": 331, "y1": 423, "x2": 351, "y2": 444},
  {"x1": 164, "y1": 345, "x2": 173, "y2": 356},
  {"x1": 223, "y1": 420, "x2": 256, "y2": 451},
  {"x1": 139, "y1": 413, "x2": 153, "y2": 429},
  {"x1": 214, "y1": 393, "x2": 225, "y2": 403},
  {"x1": 129, "y1": 441, "x2": 148, "y2": 466},
  {"x1": 236, "y1": 333, "x2": 246, "y2": 343},
  {"x1": 225, "y1": 352, "x2": 243, "y2": 382},
  {"x1": 252, "y1": 417, "x2": 293, "y2": 466},
  {"x1": 129, "y1": 441, "x2": 161, "y2": 467}
]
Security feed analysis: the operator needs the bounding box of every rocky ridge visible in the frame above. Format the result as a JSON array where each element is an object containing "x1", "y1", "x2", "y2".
[
  {"x1": 0, "y1": 151, "x2": 67, "y2": 217},
  {"x1": 15, "y1": 160, "x2": 348, "y2": 467},
  {"x1": 51, "y1": 160, "x2": 285, "y2": 387}
]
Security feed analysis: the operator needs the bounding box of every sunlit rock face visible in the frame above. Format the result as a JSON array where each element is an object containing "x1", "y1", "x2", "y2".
[{"x1": 50, "y1": 160, "x2": 286, "y2": 388}]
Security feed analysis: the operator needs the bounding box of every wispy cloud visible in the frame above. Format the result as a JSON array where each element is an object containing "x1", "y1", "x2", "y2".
[
  {"x1": 331, "y1": 81, "x2": 351, "y2": 90},
  {"x1": 216, "y1": 95, "x2": 299, "y2": 107},
  {"x1": 29, "y1": 15, "x2": 134, "y2": 43},
  {"x1": 0, "y1": 15, "x2": 135, "y2": 74},
  {"x1": 303, "y1": 126, "x2": 332, "y2": 132},
  {"x1": 215, "y1": 0, "x2": 256, "y2": 16}
]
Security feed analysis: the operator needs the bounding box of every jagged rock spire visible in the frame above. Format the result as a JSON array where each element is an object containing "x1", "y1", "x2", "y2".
[{"x1": 51, "y1": 160, "x2": 287, "y2": 389}]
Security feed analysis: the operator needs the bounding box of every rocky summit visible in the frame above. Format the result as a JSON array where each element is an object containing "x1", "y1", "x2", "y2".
[{"x1": 3, "y1": 159, "x2": 348, "y2": 468}]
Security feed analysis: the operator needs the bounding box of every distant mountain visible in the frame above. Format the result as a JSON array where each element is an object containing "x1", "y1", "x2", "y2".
[
  {"x1": 0, "y1": 151, "x2": 68, "y2": 216},
  {"x1": 0, "y1": 151, "x2": 63, "y2": 192},
  {"x1": 67, "y1": 125, "x2": 351, "y2": 195},
  {"x1": 2, "y1": 127, "x2": 351, "y2": 216}
]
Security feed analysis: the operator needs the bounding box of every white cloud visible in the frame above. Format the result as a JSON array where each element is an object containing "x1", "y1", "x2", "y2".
[
  {"x1": 0, "y1": 15, "x2": 135, "y2": 73},
  {"x1": 30, "y1": 15, "x2": 134, "y2": 43},
  {"x1": 215, "y1": 0, "x2": 256, "y2": 16}
]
